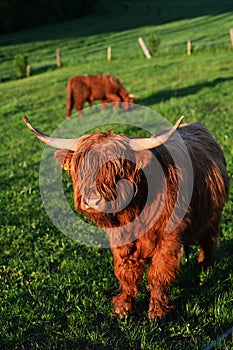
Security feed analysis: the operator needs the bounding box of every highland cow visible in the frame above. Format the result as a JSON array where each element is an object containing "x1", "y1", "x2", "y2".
[
  {"x1": 66, "y1": 74, "x2": 135, "y2": 118},
  {"x1": 23, "y1": 116, "x2": 229, "y2": 319}
]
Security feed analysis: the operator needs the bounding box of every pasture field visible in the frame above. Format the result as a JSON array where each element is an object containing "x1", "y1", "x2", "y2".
[{"x1": 0, "y1": 1, "x2": 233, "y2": 349}]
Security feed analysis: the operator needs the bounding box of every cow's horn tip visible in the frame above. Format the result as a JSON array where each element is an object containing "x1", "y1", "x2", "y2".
[
  {"x1": 22, "y1": 115, "x2": 29, "y2": 123},
  {"x1": 176, "y1": 115, "x2": 184, "y2": 126}
]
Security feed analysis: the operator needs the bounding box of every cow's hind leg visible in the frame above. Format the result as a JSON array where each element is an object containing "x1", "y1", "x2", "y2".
[
  {"x1": 66, "y1": 97, "x2": 73, "y2": 118},
  {"x1": 198, "y1": 229, "x2": 218, "y2": 268}
]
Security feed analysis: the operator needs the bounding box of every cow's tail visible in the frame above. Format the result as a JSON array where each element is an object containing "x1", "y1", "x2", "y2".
[{"x1": 66, "y1": 78, "x2": 74, "y2": 118}]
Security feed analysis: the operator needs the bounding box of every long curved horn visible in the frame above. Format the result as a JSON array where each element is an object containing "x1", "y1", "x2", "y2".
[
  {"x1": 129, "y1": 116, "x2": 184, "y2": 151},
  {"x1": 23, "y1": 116, "x2": 79, "y2": 151}
]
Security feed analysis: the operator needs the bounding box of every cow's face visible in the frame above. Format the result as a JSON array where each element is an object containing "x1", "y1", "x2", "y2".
[{"x1": 54, "y1": 132, "x2": 151, "y2": 226}]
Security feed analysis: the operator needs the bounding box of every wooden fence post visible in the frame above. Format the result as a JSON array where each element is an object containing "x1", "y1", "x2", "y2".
[
  {"x1": 230, "y1": 29, "x2": 233, "y2": 48},
  {"x1": 187, "y1": 40, "x2": 191, "y2": 56},
  {"x1": 138, "y1": 37, "x2": 152, "y2": 59},
  {"x1": 26, "y1": 64, "x2": 30, "y2": 78},
  {"x1": 107, "y1": 46, "x2": 111, "y2": 61},
  {"x1": 56, "y1": 48, "x2": 62, "y2": 67}
]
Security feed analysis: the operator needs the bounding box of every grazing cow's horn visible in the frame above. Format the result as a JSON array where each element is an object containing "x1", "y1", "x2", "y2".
[
  {"x1": 23, "y1": 116, "x2": 79, "y2": 151},
  {"x1": 129, "y1": 116, "x2": 184, "y2": 150},
  {"x1": 128, "y1": 93, "x2": 140, "y2": 98}
]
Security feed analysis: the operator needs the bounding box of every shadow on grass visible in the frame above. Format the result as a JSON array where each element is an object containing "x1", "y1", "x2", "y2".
[
  {"x1": 0, "y1": 64, "x2": 57, "y2": 84},
  {"x1": 171, "y1": 237, "x2": 232, "y2": 318},
  {"x1": 1, "y1": 0, "x2": 233, "y2": 45},
  {"x1": 31, "y1": 64, "x2": 57, "y2": 76},
  {"x1": 137, "y1": 76, "x2": 233, "y2": 106}
]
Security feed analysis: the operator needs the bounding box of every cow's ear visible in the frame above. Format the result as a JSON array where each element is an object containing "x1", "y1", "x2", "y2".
[{"x1": 54, "y1": 149, "x2": 74, "y2": 171}]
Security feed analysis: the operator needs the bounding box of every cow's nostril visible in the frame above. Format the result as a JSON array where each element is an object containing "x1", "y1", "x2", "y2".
[{"x1": 86, "y1": 197, "x2": 102, "y2": 209}]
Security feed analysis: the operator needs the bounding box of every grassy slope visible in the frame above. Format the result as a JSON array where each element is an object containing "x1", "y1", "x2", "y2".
[{"x1": 0, "y1": 1, "x2": 233, "y2": 349}]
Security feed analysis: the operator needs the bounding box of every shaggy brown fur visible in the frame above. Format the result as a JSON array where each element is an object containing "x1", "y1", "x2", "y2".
[
  {"x1": 66, "y1": 74, "x2": 134, "y2": 118},
  {"x1": 54, "y1": 123, "x2": 229, "y2": 319}
]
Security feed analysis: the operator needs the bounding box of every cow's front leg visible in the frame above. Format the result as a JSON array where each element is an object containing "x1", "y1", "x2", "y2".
[
  {"x1": 100, "y1": 99, "x2": 107, "y2": 112},
  {"x1": 147, "y1": 239, "x2": 182, "y2": 320},
  {"x1": 111, "y1": 247, "x2": 146, "y2": 318}
]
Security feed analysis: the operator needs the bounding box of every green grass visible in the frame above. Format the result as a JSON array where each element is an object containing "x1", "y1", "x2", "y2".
[{"x1": 0, "y1": 0, "x2": 233, "y2": 349}]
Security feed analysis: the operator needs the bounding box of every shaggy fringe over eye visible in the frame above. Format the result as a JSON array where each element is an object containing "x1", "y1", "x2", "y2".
[{"x1": 70, "y1": 133, "x2": 149, "y2": 227}]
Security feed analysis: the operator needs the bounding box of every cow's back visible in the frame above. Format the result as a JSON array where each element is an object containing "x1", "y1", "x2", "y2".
[{"x1": 178, "y1": 123, "x2": 229, "y2": 244}]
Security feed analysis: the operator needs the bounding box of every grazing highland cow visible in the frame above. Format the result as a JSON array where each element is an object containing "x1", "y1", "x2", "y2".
[
  {"x1": 66, "y1": 74, "x2": 135, "y2": 118},
  {"x1": 23, "y1": 116, "x2": 229, "y2": 319}
]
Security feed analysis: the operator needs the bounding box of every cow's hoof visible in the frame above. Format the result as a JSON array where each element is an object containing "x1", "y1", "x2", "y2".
[
  {"x1": 148, "y1": 297, "x2": 172, "y2": 320},
  {"x1": 112, "y1": 294, "x2": 133, "y2": 318}
]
